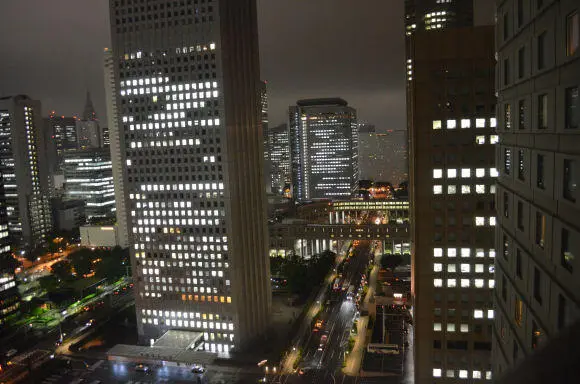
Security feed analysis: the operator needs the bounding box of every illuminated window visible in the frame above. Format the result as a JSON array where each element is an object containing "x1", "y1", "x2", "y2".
[
  {"x1": 461, "y1": 168, "x2": 471, "y2": 178},
  {"x1": 448, "y1": 264, "x2": 457, "y2": 273},
  {"x1": 447, "y1": 370, "x2": 455, "y2": 378},
  {"x1": 448, "y1": 185, "x2": 457, "y2": 194},
  {"x1": 461, "y1": 248, "x2": 471, "y2": 258},
  {"x1": 433, "y1": 185, "x2": 443, "y2": 194},
  {"x1": 461, "y1": 324, "x2": 469, "y2": 333},
  {"x1": 490, "y1": 168, "x2": 499, "y2": 177},
  {"x1": 476, "y1": 184, "x2": 486, "y2": 194},
  {"x1": 433, "y1": 169, "x2": 443, "y2": 178},
  {"x1": 475, "y1": 279, "x2": 485, "y2": 288},
  {"x1": 476, "y1": 135, "x2": 486, "y2": 144},
  {"x1": 433, "y1": 120, "x2": 442, "y2": 130},
  {"x1": 490, "y1": 217, "x2": 496, "y2": 226},
  {"x1": 461, "y1": 119, "x2": 471, "y2": 128},
  {"x1": 461, "y1": 279, "x2": 470, "y2": 287},
  {"x1": 490, "y1": 117, "x2": 497, "y2": 127},
  {"x1": 474, "y1": 310, "x2": 484, "y2": 319},
  {"x1": 475, "y1": 168, "x2": 485, "y2": 178},
  {"x1": 447, "y1": 279, "x2": 457, "y2": 288},
  {"x1": 447, "y1": 119, "x2": 457, "y2": 129},
  {"x1": 448, "y1": 248, "x2": 457, "y2": 258},
  {"x1": 461, "y1": 264, "x2": 471, "y2": 273},
  {"x1": 433, "y1": 369, "x2": 442, "y2": 378},
  {"x1": 491, "y1": 135, "x2": 499, "y2": 144},
  {"x1": 461, "y1": 185, "x2": 471, "y2": 194},
  {"x1": 447, "y1": 168, "x2": 457, "y2": 178},
  {"x1": 488, "y1": 309, "x2": 495, "y2": 319},
  {"x1": 447, "y1": 324, "x2": 456, "y2": 332},
  {"x1": 434, "y1": 263, "x2": 443, "y2": 272},
  {"x1": 476, "y1": 118, "x2": 486, "y2": 128},
  {"x1": 459, "y1": 370, "x2": 469, "y2": 379},
  {"x1": 434, "y1": 323, "x2": 442, "y2": 331},
  {"x1": 434, "y1": 279, "x2": 443, "y2": 287},
  {"x1": 434, "y1": 248, "x2": 443, "y2": 257}
]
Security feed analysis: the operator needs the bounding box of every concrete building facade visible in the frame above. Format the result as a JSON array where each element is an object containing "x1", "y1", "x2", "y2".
[
  {"x1": 408, "y1": 27, "x2": 497, "y2": 383},
  {"x1": 108, "y1": 0, "x2": 271, "y2": 351},
  {"x1": 493, "y1": 0, "x2": 580, "y2": 378},
  {"x1": 289, "y1": 98, "x2": 358, "y2": 202},
  {"x1": 268, "y1": 123, "x2": 290, "y2": 194}
]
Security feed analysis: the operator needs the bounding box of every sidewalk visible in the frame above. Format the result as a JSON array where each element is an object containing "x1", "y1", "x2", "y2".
[{"x1": 343, "y1": 315, "x2": 368, "y2": 375}]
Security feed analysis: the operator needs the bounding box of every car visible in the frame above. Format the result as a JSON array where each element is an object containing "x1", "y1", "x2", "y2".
[
  {"x1": 191, "y1": 365, "x2": 205, "y2": 374},
  {"x1": 135, "y1": 363, "x2": 150, "y2": 372}
]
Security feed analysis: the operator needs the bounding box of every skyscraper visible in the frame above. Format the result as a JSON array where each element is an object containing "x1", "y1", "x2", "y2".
[
  {"x1": 493, "y1": 0, "x2": 580, "y2": 378},
  {"x1": 358, "y1": 126, "x2": 408, "y2": 185},
  {"x1": 268, "y1": 123, "x2": 290, "y2": 194},
  {"x1": 260, "y1": 81, "x2": 270, "y2": 193},
  {"x1": 0, "y1": 179, "x2": 19, "y2": 329},
  {"x1": 289, "y1": 98, "x2": 358, "y2": 201},
  {"x1": 76, "y1": 92, "x2": 104, "y2": 149},
  {"x1": 104, "y1": 48, "x2": 129, "y2": 249},
  {"x1": 0, "y1": 95, "x2": 52, "y2": 249},
  {"x1": 63, "y1": 149, "x2": 115, "y2": 220},
  {"x1": 408, "y1": 26, "x2": 497, "y2": 383},
  {"x1": 44, "y1": 113, "x2": 78, "y2": 174},
  {"x1": 108, "y1": 0, "x2": 270, "y2": 350}
]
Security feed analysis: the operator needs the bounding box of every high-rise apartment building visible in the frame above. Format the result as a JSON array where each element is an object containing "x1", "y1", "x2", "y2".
[
  {"x1": 108, "y1": 0, "x2": 271, "y2": 350},
  {"x1": 289, "y1": 98, "x2": 358, "y2": 201},
  {"x1": 104, "y1": 48, "x2": 129, "y2": 249},
  {"x1": 63, "y1": 149, "x2": 115, "y2": 220},
  {"x1": 493, "y1": 0, "x2": 580, "y2": 378},
  {"x1": 408, "y1": 27, "x2": 497, "y2": 383},
  {"x1": 268, "y1": 123, "x2": 290, "y2": 194},
  {"x1": 0, "y1": 95, "x2": 52, "y2": 249}
]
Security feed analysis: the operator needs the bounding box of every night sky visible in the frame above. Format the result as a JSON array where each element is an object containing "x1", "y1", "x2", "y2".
[{"x1": 0, "y1": 1, "x2": 494, "y2": 130}]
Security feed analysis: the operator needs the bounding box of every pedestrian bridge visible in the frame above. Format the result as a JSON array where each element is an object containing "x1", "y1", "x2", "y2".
[{"x1": 269, "y1": 223, "x2": 410, "y2": 241}]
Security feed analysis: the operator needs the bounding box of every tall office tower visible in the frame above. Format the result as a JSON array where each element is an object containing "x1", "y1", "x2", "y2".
[
  {"x1": 76, "y1": 92, "x2": 103, "y2": 149},
  {"x1": 408, "y1": 27, "x2": 497, "y2": 383},
  {"x1": 260, "y1": 81, "x2": 270, "y2": 193},
  {"x1": 359, "y1": 128, "x2": 409, "y2": 185},
  {"x1": 104, "y1": 48, "x2": 129, "y2": 248},
  {"x1": 289, "y1": 98, "x2": 358, "y2": 201},
  {"x1": 0, "y1": 96, "x2": 52, "y2": 249},
  {"x1": 268, "y1": 123, "x2": 291, "y2": 194},
  {"x1": 0, "y1": 180, "x2": 19, "y2": 329},
  {"x1": 493, "y1": 0, "x2": 580, "y2": 378},
  {"x1": 63, "y1": 149, "x2": 115, "y2": 220},
  {"x1": 44, "y1": 113, "x2": 79, "y2": 173},
  {"x1": 358, "y1": 124, "x2": 379, "y2": 181},
  {"x1": 108, "y1": 0, "x2": 271, "y2": 350}
]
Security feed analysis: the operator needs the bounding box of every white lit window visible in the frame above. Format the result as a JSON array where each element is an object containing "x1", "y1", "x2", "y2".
[
  {"x1": 447, "y1": 168, "x2": 457, "y2": 178},
  {"x1": 476, "y1": 168, "x2": 485, "y2": 178},
  {"x1": 434, "y1": 248, "x2": 443, "y2": 258},
  {"x1": 476, "y1": 216, "x2": 485, "y2": 226},
  {"x1": 434, "y1": 278, "x2": 443, "y2": 287},
  {"x1": 126, "y1": 159, "x2": 132, "y2": 166},
  {"x1": 448, "y1": 248, "x2": 457, "y2": 258},
  {"x1": 488, "y1": 309, "x2": 495, "y2": 319},
  {"x1": 475, "y1": 264, "x2": 484, "y2": 273},
  {"x1": 486, "y1": 371, "x2": 492, "y2": 380},
  {"x1": 433, "y1": 120, "x2": 442, "y2": 130},
  {"x1": 433, "y1": 185, "x2": 443, "y2": 194},
  {"x1": 433, "y1": 368, "x2": 442, "y2": 378},
  {"x1": 460, "y1": 324, "x2": 469, "y2": 333},
  {"x1": 447, "y1": 278, "x2": 457, "y2": 288},
  {"x1": 490, "y1": 185, "x2": 497, "y2": 194},
  {"x1": 434, "y1": 323, "x2": 442, "y2": 331},
  {"x1": 490, "y1": 168, "x2": 499, "y2": 177},
  {"x1": 461, "y1": 279, "x2": 470, "y2": 287},
  {"x1": 461, "y1": 168, "x2": 471, "y2": 178},
  {"x1": 461, "y1": 248, "x2": 471, "y2": 258},
  {"x1": 447, "y1": 323, "x2": 456, "y2": 332},
  {"x1": 434, "y1": 263, "x2": 443, "y2": 272},
  {"x1": 490, "y1": 135, "x2": 499, "y2": 144},
  {"x1": 476, "y1": 184, "x2": 486, "y2": 194},
  {"x1": 447, "y1": 119, "x2": 457, "y2": 129},
  {"x1": 448, "y1": 185, "x2": 457, "y2": 194},
  {"x1": 461, "y1": 264, "x2": 471, "y2": 273},
  {"x1": 448, "y1": 264, "x2": 457, "y2": 273},
  {"x1": 447, "y1": 370, "x2": 455, "y2": 378},
  {"x1": 461, "y1": 185, "x2": 471, "y2": 194},
  {"x1": 459, "y1": 370, "x2": 469, "y2": 379},
  {"x1": 461, "y1": 119, "x2": 471, "y2": 128},
  {"x1": 476, "y1": 118, "x2": 486, "y2": 128},
  {"x1": 433, "y1": 169, "x2": 443, "y2": 179},
  {"x1": 475, "y1": 279, "x2": 485, "y2": 288},
  {"x1": 473, "y1": 370, "x2": 482, "y2": 379},
  {"x1": 476, "y1": 135, "x2": 486, "y2": 144},
  {"x1": 490, "y1": 118, "x2": 497, "y2": 128},
  {"x1": 489, "y1": 249, "x2": 496, "y2": 258},
  {"x1": 489, "y1": 217, "x2": 496, "y2": 226},
  {"x1": 489, "y1": 279, "x2": 496, "y2": 288}
]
